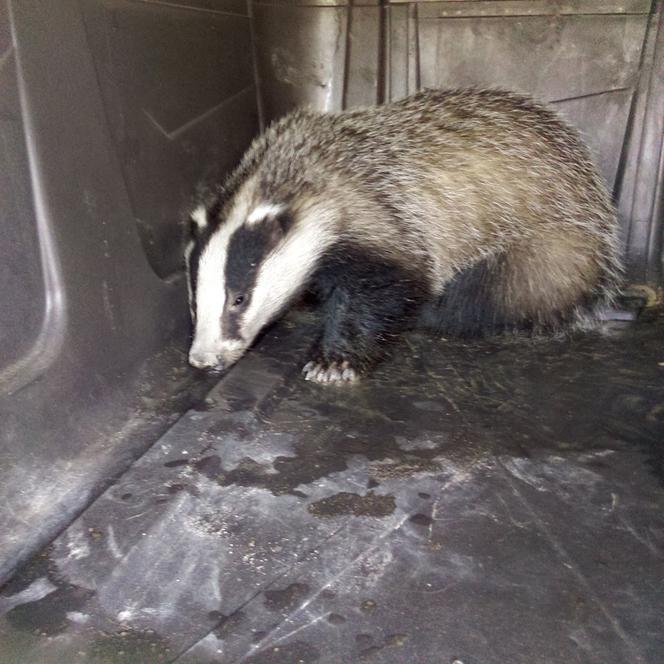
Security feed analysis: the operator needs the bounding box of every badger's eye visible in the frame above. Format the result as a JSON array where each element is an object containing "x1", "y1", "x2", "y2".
[{"x1": 233, "y1": 295, "x2": 245, "y2": 307}]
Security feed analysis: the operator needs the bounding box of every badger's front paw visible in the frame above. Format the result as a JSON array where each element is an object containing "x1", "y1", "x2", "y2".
[{"x1": 302, "y1": 360, "x2": 359, "y2": 384}]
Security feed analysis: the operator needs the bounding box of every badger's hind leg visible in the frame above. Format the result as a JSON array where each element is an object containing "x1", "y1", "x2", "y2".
[
  {"x1": 420, "y1": 255, "x2": 515, "y2": 336},
  {"x1": 424, "y1": 236, "x2": 610, "y2": 336},
  {"x1": 304, "y1": 257, "x2": 427, "y2": 384}
]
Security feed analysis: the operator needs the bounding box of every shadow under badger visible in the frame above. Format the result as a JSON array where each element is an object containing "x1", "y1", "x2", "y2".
[{"x1": 186, "y1": 89, "x2": 621, "y2": 384}]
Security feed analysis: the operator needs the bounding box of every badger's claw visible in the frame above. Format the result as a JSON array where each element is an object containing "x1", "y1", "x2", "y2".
[{"x1": 302, "y1": 360, "x2": 358, "y2": 384}]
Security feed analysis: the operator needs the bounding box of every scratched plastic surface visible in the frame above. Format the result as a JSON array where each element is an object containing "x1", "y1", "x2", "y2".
[{"x1": 1, "y1": 309, "x2": 663, "y2": 664}]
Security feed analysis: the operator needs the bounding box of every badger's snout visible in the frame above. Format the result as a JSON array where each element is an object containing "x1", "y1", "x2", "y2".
[
  {"x1": 188, "y1": 339, "x2": 247, "y2": 372},
  {"x1": 188, "y1": 350, "x2": 224, "y2": 371}
]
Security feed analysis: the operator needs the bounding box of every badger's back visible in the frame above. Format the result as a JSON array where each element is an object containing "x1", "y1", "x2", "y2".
[{"x1": 225, "y1": 88, "x2": 621, "y2": 334}]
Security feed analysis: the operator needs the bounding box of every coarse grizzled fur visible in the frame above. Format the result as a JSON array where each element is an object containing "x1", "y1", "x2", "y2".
[{"x1": 186, "y1": 88, "x2": 622, "y2": 384}]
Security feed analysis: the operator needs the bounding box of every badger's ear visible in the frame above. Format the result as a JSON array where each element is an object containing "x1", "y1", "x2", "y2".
[
  {"x1": 267, "y1": 210, "x2": 295, "y2": 247},
  {"x1": 247, "y1": 204, "x2": 294, "y2": 243},
  {"x1": 188, "y1": 205, "x2": 208, "y2": 240}
]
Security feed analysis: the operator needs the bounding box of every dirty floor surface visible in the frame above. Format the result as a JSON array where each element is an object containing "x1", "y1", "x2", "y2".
[{"x1": 1, "y1": 311, "x2": 663, "y2": 664}]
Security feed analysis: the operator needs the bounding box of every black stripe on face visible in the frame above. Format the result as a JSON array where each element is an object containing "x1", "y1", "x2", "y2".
[{"x1": 222, "y1": 211, "x2": 293, "y2": 339}]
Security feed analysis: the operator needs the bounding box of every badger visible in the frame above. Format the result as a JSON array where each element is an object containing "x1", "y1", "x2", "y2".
[{"x1": 186, "y1": 88, "x2": 621, "y2": 384}]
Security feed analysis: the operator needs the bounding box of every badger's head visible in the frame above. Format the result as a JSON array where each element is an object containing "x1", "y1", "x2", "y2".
[{"x1": 185, "y1": 194, "x2": 332, "y2": 373}]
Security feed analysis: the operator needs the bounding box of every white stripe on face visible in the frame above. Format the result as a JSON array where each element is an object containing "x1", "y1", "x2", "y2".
[
  {"x1": 190, "y1": 232, "x2": 228, "y2": 358},
  {"x1": 241, "y1": 214, "x2": 336, "y2": 344}
]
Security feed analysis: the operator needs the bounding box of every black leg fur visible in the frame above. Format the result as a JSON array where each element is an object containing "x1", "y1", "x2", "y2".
[
  {"x1": 304, "y1": 246, "x2": 428, "y2": 382},
  {"x1": 418, "y1": 254, "x2": 514, "y2": 337}
]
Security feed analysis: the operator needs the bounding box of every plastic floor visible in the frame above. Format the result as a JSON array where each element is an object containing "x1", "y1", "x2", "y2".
[{"x1": 1, "y1": 310, "x2": 663, "y2": 664}]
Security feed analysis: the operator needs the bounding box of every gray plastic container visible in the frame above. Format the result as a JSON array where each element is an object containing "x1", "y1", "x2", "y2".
[{"x1": 1, "y1": 0, "x2": 662, "y2": 584}]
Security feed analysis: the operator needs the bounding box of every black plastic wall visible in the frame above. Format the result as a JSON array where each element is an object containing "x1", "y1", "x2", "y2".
[
  {"x1": 0, "y1": 0, "x2": 662, "y2": 584},
  {"x1": 0, "y1": 0, "x2": 258, "y2": 584},
  {"x1": 80, "y1": 0, "x2": 259, "y2": 279}
]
